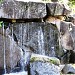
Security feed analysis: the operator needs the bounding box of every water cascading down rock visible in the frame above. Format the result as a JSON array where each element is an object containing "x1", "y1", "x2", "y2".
[
  {"x1": 0, "y1": 27, "x2": 22, "y2": 73},
  {"x1": 0, "y1": 0, "x2": 74, "y2": 75}
]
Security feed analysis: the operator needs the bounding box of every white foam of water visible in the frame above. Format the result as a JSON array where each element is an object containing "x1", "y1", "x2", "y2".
[
  {"x1": 38, "y1": 27, "x2": 45, "y2": 55},
  {"x1": 3, "y1": 71, "x2": 27, "y2": 75},
  {"x1": 3, "y1": 23, "x2": 6, "y2": 73}
]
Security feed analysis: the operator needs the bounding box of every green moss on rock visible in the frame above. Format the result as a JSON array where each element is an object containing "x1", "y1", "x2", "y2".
[{"x1": 30, "y1": 54, "x2": 60, "y2": 65}]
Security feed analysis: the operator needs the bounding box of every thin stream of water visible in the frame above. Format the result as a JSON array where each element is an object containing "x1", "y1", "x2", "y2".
[
  {"x1": 3, "y1": 22, "x2": 6, "y2": 74},
  {"x1": 38, "y1": 26, "x2": 45, "y2": 55},
  {"x1": 20, "y1": 24, "x2": 24, "y2": 71},
  {"x1": 9, "y1": 24, "x2": 14, "y2": 72}
]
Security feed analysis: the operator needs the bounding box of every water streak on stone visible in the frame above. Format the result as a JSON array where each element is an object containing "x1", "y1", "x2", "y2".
[
  {"x1": 38, "y1": 26, "x2": 45, "y2": 55},
  {"x1": 3, "y1": 22, "x2": 6, "y2": 73},
  {"x1": 20, "y1": 24, "x2": 24, "y2": 71},
  {"x1": 10, "y1": 24, "x2": 14, "y2": 72}
]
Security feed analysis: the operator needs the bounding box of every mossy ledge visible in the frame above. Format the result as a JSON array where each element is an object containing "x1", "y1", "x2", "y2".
[{"x1": 30, "y1": 54, "x2": 60, "y2": 65}]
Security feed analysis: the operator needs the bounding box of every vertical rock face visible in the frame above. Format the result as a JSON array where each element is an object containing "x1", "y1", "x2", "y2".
[
  {"x1": 13, "y1": 22, "x2": 59, "y2": 57},
  {"x1": 0, "y1": 28, "x2": 22, "y2": 70},
  {"x1": 61, "y1": 32, "x2": 74, "y2": 50},
  {"x1": 60, "y1": 21, "x2": 74, "y2": 50},
  {"x1": 0, "y1": 0, "x2": 46, "y2": 19},
  {"x1": 45, "y1": 15, "x2": 75, "y2": 63},
  {"x1": 69, "y1": 24, "x2": 75, "y2": 63},
  {"x1": 71, "y1": 25, "x2": 75, "y2": 50}
]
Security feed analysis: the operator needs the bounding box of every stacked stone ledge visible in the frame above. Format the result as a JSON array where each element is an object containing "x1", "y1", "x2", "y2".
[
  {"x1": 0, "y1": 0, "x2": 46, "y2": 19},
  {"x1": 0, "y1": 0, "x2": 70, "y2": 19}
]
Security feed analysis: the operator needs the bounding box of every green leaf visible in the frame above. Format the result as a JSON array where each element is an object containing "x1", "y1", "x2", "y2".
[
  {"x1": 0, "y1": 21, "x2": 3, "y2": 28},
  {"x1": 0, "y1": 0, "x2": 3, "y2": 4}
]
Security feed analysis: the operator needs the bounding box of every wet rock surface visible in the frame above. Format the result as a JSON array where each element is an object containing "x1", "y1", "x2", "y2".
[
  {"x1": 0, "y1": 0, "x2": 75, "y2": 75},
  {"x1": 13, "y1": 22, "x2": 59, "y2": 57},
  {"x1": 30, "y1": 54, "x2": 60, "y2": 75},
  {"x1": 0, "y1": 28, "x2": 22, "y2": 70}
]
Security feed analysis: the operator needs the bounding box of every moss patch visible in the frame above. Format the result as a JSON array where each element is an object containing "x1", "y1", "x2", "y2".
[{"x1": 30, "y1": 54, "x2": 60, "y2": 65}]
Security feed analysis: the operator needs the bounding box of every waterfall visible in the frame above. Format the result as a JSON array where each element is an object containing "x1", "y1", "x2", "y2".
[
  {"x1": 50, "y1": 46, "x2": 55, "y2": 57},
  {"x1": 2, "y1": 22, "x2": 6, "y2": 74},
  {"x1": 20, "y1": 24, "x2": 25, "y2": 71},
  {"x1": 9, "y1": 24, "x2": 14, "y2": 72},
  {"x1": 38, "y1": 26, "x2": 45, "y2": 55}
]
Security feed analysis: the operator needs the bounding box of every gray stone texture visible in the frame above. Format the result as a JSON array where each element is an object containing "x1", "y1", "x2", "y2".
[
  {"x1": 62, "y1": 64, "x2": 75, "y2": 74},
  {"x1": 30, "y1": 54, "x2": 60, "y2": 75},
  {"x1": 46, "y1": 3, "x2": 70, "y2": 16},
  {"x1": 0, "y1": 0, "x2": 46, "y2": 19},
  {"x1": 0, "y1": 0, "x2": 71, "y2": 19},
  {"x1": 30, "y1": 62, "x2": 60, "y2": 75},
  {"x1": 12, "y1": 22, "x2": 59, "y2": 57},
  {"x1": 0, "y1": 27, "x2": 22, "y2": 69},
  {"x1": 60, "y1": 21, "x2": 74, "y2": 50}
]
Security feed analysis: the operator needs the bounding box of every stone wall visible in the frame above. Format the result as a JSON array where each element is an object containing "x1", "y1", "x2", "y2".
[{"x1": 0, "y1": 0, "x2": 75, "y2": 75}]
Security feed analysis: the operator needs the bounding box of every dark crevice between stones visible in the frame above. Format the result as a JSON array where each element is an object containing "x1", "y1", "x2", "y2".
[
  {"x1": 68, "y1": 72, "x2": 74, "y2": 74},
  {"x1": 43, "y1": 3, "x2": 50, "y2": 22},
  {"x1": 0, "y1": 68, "x2": 4, "y2": 75},
  {"x1": 0, "y1": 18, "x2": 57, "y2": 30},
  {"x1": 0, "y1": 18, "x2": 44, "y2": 23},
  {"x1": 27, "y1": 64, "x2": 30, "y2": 75},
  {"x1": 0, "y1": 67, "x2": 11, "y2": 74},
  {"x1": 59, "y1": 50, "x2": 75, "y2": 64},
  {"x1": 69, "y1": 50, "x2": 75, "y2": 63},
  {"x1": 46, "y1": 3, "x2": 51, "y2": 16}
]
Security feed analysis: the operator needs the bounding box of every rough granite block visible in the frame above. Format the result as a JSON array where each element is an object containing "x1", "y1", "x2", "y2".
[
  {"x1": 46, "y1": 3, "x2": 70, "y2": 16},
  {"x1": 0, "y1": 0, "x2": 46, "y2": 19}
]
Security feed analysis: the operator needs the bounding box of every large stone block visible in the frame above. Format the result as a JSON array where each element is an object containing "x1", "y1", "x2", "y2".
[
  {"x1": 30, "y1": 54, "x2": 60, "y2": 75},
  {"x1": 46, "y1": 3, "x2": 70, "y2": 16},
  {"x1": 27, "y1": 2, "x2": 46, "y2": 18},
  {"x1": 0, "y1": 0, "x2": 46, "y2": 19},
  {"x1": 13, "y1": 22, "x2": 59, "y2": 57}
]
